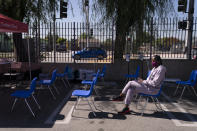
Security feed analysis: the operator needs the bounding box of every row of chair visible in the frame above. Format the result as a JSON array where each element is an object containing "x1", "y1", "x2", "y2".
[{"x1": 10, "y1": 66, "x2": 71, "y2": 117}]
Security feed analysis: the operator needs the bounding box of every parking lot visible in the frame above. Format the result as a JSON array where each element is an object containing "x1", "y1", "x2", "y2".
[{"x1": 0, "y1": 80, "x2": 196, "y2": 131}]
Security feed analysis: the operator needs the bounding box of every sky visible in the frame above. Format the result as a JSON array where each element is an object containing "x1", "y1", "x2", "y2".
[{"x1": 56, "y1": 0, "x2": 197, "y2": 23}]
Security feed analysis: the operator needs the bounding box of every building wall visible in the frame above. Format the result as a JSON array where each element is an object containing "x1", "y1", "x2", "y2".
[{"x1": 40, "y1": 60, "x2": 197, "y2": 81}]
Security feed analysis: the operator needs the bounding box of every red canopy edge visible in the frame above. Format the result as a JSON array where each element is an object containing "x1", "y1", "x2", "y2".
[{"x1": 0, "y1": 13, "x2": 28, "y2": 33}]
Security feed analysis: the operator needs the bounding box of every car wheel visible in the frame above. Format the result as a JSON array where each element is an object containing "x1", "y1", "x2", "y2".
[
  {"x1": 74, "y1": 55, "x2": 80, "y2": 60},
  {"x1": 97, "y1": 55, "x2": 104, "y2": 60}
]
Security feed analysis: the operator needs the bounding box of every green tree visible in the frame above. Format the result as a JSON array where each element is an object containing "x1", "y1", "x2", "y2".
[
  {"x1": 92, "y1": 0, "x2": 174, "y2": 60},
  {"x1": 0, "y1": 0, "x2": 58, "y2": 61}
]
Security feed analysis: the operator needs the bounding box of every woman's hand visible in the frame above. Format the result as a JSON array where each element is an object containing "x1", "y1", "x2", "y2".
[{"x1": 137, "y1": 77, "x2": 143, "y2": 83}]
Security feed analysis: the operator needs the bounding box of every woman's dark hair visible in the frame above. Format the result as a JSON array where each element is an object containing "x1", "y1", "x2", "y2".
[{"x1": 154, "y1": 55, "x2": 162, "y2": 65}]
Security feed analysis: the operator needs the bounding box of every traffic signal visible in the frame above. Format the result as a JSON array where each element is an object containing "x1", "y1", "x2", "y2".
[
  {"x1": 60, "y1": 0, "x2": 68, "y2": 18},
  {"x1": 178, "y1": 20, "x2": 187, "y2": 30},
  {"x1": 178, "y1": 0, "x2": 187, "y2": 12},
  {"x1": 90, "y1": 28, "x2": 93, "y2": 36},
  {"x1": 85, "y1": 0, "x2": 89, "y2": 6}
]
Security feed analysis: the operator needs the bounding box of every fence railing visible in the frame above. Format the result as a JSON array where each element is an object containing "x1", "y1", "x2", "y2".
[
  {"x1": 126, "y1": 17, "x2": 197, "y2": 60},
  {"x1": 1, "y1": 18, "x2": 197, "y2": 63}
]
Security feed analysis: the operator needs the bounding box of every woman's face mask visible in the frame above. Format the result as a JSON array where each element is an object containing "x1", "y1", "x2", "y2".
[{"x1": 152, "y1": 61, "x2": 158, "y2": 67}]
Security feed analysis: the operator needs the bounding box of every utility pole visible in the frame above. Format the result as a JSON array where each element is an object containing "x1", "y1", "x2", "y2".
[
  {"x1": 53, "y1": 2, "x2": 56, "y2": 63},
  {"x1": 84, "y1": 0, "x2": 89, "y2": 47},
  {"x1": 186, "y1": 0, "x2": 194, "y2": 60}
]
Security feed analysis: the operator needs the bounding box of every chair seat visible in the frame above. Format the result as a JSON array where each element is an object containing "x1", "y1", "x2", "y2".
[
  {"x1": 125, "y1": 74, "x2": 137, "y2": 78},
  {"x1": 11, "y1": 90, "x2": 31, "y2": 98},
  {"x1": 72, "y1": 90, "x2": 90, "y2": 97},
  {"x1": 81, "y1": 80, "x2": 93, "y2": 85},
  {"x1": 176, "y1": 81, "x2": 192, "y2": 85},
  {"x1": 138, "y1": 92, "x2": 159, "y2": 98},
  {"x1": 56, "y1": 73, "x2": 67, "y2": 77},
  {"x1": 39, "y1": 80, "x2": 51, "y2": 85}
]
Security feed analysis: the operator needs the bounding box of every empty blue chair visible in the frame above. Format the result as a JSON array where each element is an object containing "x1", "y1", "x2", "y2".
[
  {"x1": 56, "y1": 66, "x2": 71, "y2": 88},
  {"x1": 71, "y1": 70, "x2": 100, "y2": 117},
  {"x1": 39, "y1": 69, "x2": 59, "y2": 100},
  {"x1": 11, "y1": 77, "x2": 41, "y2": 117},
  {"x1": 125, "y1": 65, "x2": 140, "y2": 82},
  {"x1": 174, "y1": 70, "x2": 197, "y2": 99}
]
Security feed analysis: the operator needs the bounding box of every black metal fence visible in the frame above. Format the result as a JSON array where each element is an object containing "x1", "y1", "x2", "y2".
[
  {"x1": 126, "y1": 17, "x2": 197, "y2": 60},
  {"x1": 1, "y1": 18, "x2": 197, "y2": 63}
]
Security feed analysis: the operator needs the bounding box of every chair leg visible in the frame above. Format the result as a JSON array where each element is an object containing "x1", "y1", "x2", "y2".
[
  {"x1": 155, "y1": 98, "x2": 164, "y2": 112},
  {"x1": 25, "y1": 98, "x2": 35, "y2": 117},
  {"x1": 173, "y1": 84, "x2": 180, "y2": 96},
  {"x1": 32, "y1": 94, "x2": 41, "y2": 110},
  {"x1": 61, "y1": 78, "x2": 67, "y2": 88},
  {"x1": 11, "y1": 98, "x2": 18, "y2": 112},
  {"x1": 47, "y1": 85, "x2": 56, "y2": 100},
  {"x1": 65, "y1": 77, "x2": 71, "y2": 88},
  {"x1": 179, "y1": 86, "x2": 186, "y2": 100},
  {"x1": 85, "y1": 98, "x2": 96, "y2": 117},
  {"x1": 71, "y1": 97, "x2": 79, "y2": 117},
  {"x1": 53, "y1": 84, "x2": 60, "y2": 95},
  {"x1": 90, "y1": 96, "x2": 99, "y2": 110},
  {"x1": 141, "y1": 97, "x2": 149, "y2": 116},
  {"x1": 94, "y1": 86, "x2": 99, "y2": 97},
  {"x1": 136, "y1": 95, "x2": 142, "y2": 109},
  {"x1": 191, "y1": 86, "x2": 197, "y2": 97}
]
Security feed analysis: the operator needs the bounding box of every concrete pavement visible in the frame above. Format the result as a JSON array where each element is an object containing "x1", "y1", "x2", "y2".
[{"x1": 0, "y1": 80, "x2": 196, "y2": 131}]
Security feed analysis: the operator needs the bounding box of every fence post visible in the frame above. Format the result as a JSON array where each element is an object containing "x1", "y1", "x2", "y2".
[{"x1": 74, "y1": 22, "x2": 76, "y2": 63}]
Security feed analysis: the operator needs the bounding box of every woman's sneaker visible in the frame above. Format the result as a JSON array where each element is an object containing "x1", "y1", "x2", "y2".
[
  {"x1": 112, "y1": 95, "x2": 124, "y2": 101},
  {"x1": 118, "y1": 107, "x2": 130, "y2": 114}
]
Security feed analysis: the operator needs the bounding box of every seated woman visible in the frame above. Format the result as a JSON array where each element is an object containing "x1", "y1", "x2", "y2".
[{"x1": 113, "y1": 55, "x2": 166, "y2": 114}]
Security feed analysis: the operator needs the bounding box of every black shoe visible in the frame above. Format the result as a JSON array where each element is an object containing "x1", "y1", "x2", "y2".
[
  {"x1": 118, "y1": 107, "x2": 130, "y2": 114},
  {"x1": 112, "y1": 95, "x2": 124, "y2": 101}
]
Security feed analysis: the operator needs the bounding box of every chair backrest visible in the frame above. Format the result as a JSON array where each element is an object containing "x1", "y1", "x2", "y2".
[
  {"x1": 190, "y1": 70, "x2": 197, "y2": 86},
  {"x1": 51, "y1": 69, "x2": 57, "y2": 83},
  {"x1": 100, "y1": 64, "x2": 106, "y2": 76},
  {"x1": 64, "y1": 65, "x2": 69, "y2": 74},
  {"x1": 147, "y1": 70, "x2": 151, "y2": 78},
  {"x1": 135, "y1": 65, "x2": 140, "y2": 77},
  {"x1": 155, "y1": 83, "x2": 164, "y2": 97},
  {"x1": 29, "y1": 77, "x2": 38, "y2": 93},
  {"x1": 88, "y1": 69, "x2": 100, "y2": 96}
]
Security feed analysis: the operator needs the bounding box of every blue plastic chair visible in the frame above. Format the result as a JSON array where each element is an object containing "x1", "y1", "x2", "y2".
[
  {"x1": 71, "y1": 70, "x2": 100, "y2": 117},
  {"x1": 125, "y1": 65, "x2": 140, "y2": 82},
  {"x1": 137, "y1": 70, "x2": 164, "y2": 115},
  {"x1": 174, "y1": 70, "x2": 197, "y2": 99},
  {"x1": 81, "y1": 69, "x2": 100, "y2": 96},
  {"x1": 39, "y1": 69, "x2": 59, "y2": 100},
  {"x1": 56, "y1": 66, "x2": 71, "y2": 88},
  {"x1": 11, "y1": 77, "x2": 41, "y2": 117},
  {"x1": 137, "y1": 84, "x2": 164, "y2": 115}
]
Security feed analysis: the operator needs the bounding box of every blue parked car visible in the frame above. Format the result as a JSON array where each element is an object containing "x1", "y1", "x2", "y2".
[{"x1": 73, "y1": 47, "x2": 107, "y2": 60}]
